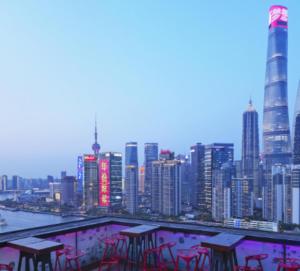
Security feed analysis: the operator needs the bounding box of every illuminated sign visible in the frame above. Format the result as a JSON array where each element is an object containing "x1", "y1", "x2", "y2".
[
  {"x1": 269, "y1": 6, "x2": 288, "y2": 28},
  {"x1": 77, "y1": 156, "x2": 83, "y2": 193},
  {"x1": 84, "y1": 155, "x2": 97, "y2": 161},
  {"x1": 99, "y1": 159, "x2": 110, "y2": 207}
]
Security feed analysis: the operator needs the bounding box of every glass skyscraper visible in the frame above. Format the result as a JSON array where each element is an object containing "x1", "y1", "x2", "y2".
[
  {"x1": 125, "y1": 142, "x2": 138, "y2": 214},
  {"x1": 242, "y1": 100, "x2": 259, "y2": 198},
  {"x1": 263, "y1": 5, "x2": 291, "y2": 166},
  {"x1": 144, "y1": 143, "x2": 158, "y2": 198}
]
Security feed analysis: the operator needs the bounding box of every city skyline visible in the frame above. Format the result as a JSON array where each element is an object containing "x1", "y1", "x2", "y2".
[{"x1": 1, "y1": 1, "x2": 300, "y2": 177}]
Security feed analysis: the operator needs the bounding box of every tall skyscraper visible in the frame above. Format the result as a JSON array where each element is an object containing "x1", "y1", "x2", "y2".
[
  {"x1": 99, "y1": 152, "x2": 123, "y2": 211},
  {"x1": 293, "y1": 81, "x2": 300, "y2": 164},
  {"x1": 231, "y1": 176, "x2": 253, "y2": 218},
  {"x1": 292, "y1": 165, "x2": 300, "y2": 224},
  {"x1": 61, "y1": 176, "x2": 77, "y2": 206},
  {"x1": 292, "y1": 82, "x2": 300, "y2": 224},
  {"x1": 92, "y1": 119, "x2": 101, "y2": 158},
  {"x1": 263, "y1": 6, "x2": 291, "y2": 167},
  {"x1": 204, "y1": 143, "x2": 234, "y2": 215},
  {"x1": 144, "y1": 143, "x2": 158, "y2": 198},
  {"x1": 190, "y1": 143, "x2": 205, "y2": 209},
  {"x1": 152, "y1": 152, "x2": 181, "y2": 216},
  {"x1": 262, "y1": 6, "x2": 291, "y2": 221},
  {"x1": 176, "y1": 154, "x2": 191, "y2": 205},
  {"x1": 125, "y1": 142, "x2": 138, "y2": 214},
  {"x1": 270, "y1": 165, "x2": 292, "y2": 223},
  {"x1": 242, "y1": 100, "x2": 260, "y2": 199},
  {"x1": 212, "y1": 162, "x2": 232, "y2": 222},
  {"x1": 83, "y1": 154, "x2": 99, "y2": 210},
  {"x1": 0, "y1": 175, "x2": 8, "y2": 191}
]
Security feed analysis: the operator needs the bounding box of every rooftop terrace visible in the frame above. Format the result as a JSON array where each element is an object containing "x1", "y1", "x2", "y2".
[{"x1": 0, "y1": 216, "x2": 299, "y2": 270}]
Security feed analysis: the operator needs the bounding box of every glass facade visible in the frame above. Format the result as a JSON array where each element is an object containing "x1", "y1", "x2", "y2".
[{"x1": 263, "y1": 6, "x2": 291, "y2": 166}]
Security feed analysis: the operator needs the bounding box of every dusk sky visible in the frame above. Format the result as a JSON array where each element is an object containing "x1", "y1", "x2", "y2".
[{"x1": 0, "y1": 1, "x2": 299, "y2": 178}]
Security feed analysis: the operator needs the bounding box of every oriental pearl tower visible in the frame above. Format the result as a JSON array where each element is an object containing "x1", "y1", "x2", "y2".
[{"x1": 92, "y1": 118, "x2": 101, "y2": 158}]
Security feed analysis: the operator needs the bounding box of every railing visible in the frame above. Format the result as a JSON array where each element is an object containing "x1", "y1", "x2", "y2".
[{"x1": 0, "y1": 216, "x2": 299, "y2": 270}]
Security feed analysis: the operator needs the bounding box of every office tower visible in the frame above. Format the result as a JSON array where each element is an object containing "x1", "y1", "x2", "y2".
[
  {"x1": 231, "y1": 177, "x2": 253, "y2": 218},
  {"x1": 263, "y1": 6, "x2": 291, "y2": 166},
  {"x1": 83, "y1": 154, "x2": 99, "y2": 210},
  {"x1": 92, "y1": 120, "x2": 101, "y2": 158},
  {"x1": 233, "y1": 160, "x2": 243, "y2": 179},
  {"x1": 0, "y1": 175, "x2": 8, "y2": 191},
  {"x1": 263, "y1": 6, "x2": 291, "y2": 221},
  {"x1": 292, "y1": 165, "x2": 300, "y2": 224},
  {"x1": 291, "y1": 82, "x2": 300, "y2": 224},
  {"x1": 271, "y1": 165, "x2": 292, "y2": 223},
  {"x1": 204, "y1": 143, "x2": 234, "y2": 215},
  {"x1": 125, "y1": 142, "x2": 138, "y2": 214},
  {"x1": 212, "y1": 162, "x2": 232, "y2": 222},
  {"x1": 47, "y1": 175, "x2": 54, "y2": 183},
  {"x1": 190, "y1": 143, "x2": 205, "y2": 209},
  {"x1": 49, "y1": 181, "x2": 61, "y2": 201},
  {"x1": 11, "y1": 175, "x2": 20, "y2": 190},
  {"x1": 144, "y1": 143, "x2": 158, "y2": 197},
  {"x1": 176, "y1": 154, "x2": 191, "y2": 205},
  {"x1": 139, "y1": 166, "x2": 145, "y2": 194},
  {"x1": 293, "y1": 82, "x2": 300, "y2": 164},
  {"x1": 61, "y1": 171, "x2": 67, "y2": 180},
  {"x1": 61, "y1": 176, "x2": 77, "y2": 206},
  {"x1": 99, "y1": 152, "x2": 123, "y2": 211},
  {"x1": 0, "y1": 175, "x2": 7, "y2": 191},
  {"x1": 242, "y1": 100, "x2": 260, "y2": 199},
  {"x1": 152, "y1": 153, "x2": 181, "y2": 216}
]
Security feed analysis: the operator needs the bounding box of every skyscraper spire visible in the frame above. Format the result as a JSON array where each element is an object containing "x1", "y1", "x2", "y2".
[{"x1": 92, "y1": 115, "x2": 101, "y2": 158}]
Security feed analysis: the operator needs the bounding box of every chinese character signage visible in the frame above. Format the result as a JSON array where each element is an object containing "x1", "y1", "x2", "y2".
[
  {"x1": 99, "y1": 159, "x2": 110, "y2": 207},
  {"x1": 77, "y1": 156, "x2": 83, "y2": 193},
  {"x1": 269, "y1": 6, "x2": 288, "y2": 28}
]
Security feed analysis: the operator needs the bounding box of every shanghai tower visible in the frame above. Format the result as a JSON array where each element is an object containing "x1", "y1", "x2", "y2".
[{"x1": 263, "y1": 5, "x2": 291, "y2": 167}]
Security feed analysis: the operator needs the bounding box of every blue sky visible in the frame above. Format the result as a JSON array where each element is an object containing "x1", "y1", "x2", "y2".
[{"x1": 0, "y1": 1, "x2": 299, "y2": 177}]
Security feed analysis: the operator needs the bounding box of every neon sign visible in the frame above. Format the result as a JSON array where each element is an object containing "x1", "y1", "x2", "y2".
[
  {"x1": 269, "y1": 6, "x2": 288, "y2": 28},
  {"x1": 99, "y1": 159, "x2": 110, "y2": 207},
  {"x1": 77, "y1": 156, "x2": 83, "y2": 193},
  {"x1": 84, "y1": 155, "x2": 97, "y2": 161}
]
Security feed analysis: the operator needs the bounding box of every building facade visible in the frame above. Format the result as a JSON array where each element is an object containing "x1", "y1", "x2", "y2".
[
  {"x1": 83, "y1": 154, "x2": 99, "y2": 210},
  {"x1": 204, "y1": 143, "x2": 234, "y2": 215},
  {"x1": 212, "y1": 162, "x2": 232, "y2": 222},
  {"x1": 190, "y1": 143, "x2": 205, "y2": 209},
  {"x1": 242, "y1": 100, "x2": 260, "y2": 199},
  {"x1": 144, "y1": 143, "x2": 158, "y2": 198},
  {"x1": 151, "y1": 155, "x2": 181, "y2": 216},
  {"x1": 262, "y1": 6, "x2": 291, "y2": 221},
  {"x1": 61, "y1": 176, "x2": 77, "y2": 206},
  {"x1": 125, "y1": 142, "x2": 138, "y2": 214},
  {"x1": 100, "y1": 152, "x2": 123, "y2": 211}
]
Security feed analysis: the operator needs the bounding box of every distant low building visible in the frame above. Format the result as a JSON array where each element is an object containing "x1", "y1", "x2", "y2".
[{"x1": 224, "y1": 218, "x2": 278, "y2": 232}]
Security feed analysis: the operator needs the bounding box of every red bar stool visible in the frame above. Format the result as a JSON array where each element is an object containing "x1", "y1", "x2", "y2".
[
  {"x1": 0, "y1": 264, "x2": 13, "y2": 271},
  {"x1": 159, "y1": 241, "x2": 176, "y2": 269},
  {"x1": 98, "y1": 238, "x2": 120, "y2": 271},
  {"x1": 115, "y1": 234, "x2": 128, "y2": 260},
  {"x1": 191, "y1": 245, "x2": 211, "y2": 271},
  {"x1": 245, "y1": 254, "x2": 268, "y2": 270},
  {"x1": 175, "y1": 248, "x2": 198, "y2": 271},
  {"x1": 276, "y1": 258, "x2": 300, "y2": 271},
  {"x1": 54, "y1": 245, "x2": 73, "y2": 271},
  {"x1": 143, "y1": 247, "x2": 161, "y2": 271},
  {"x1": 64, "y1": 247, "x2": 85, "y2": 271}
]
